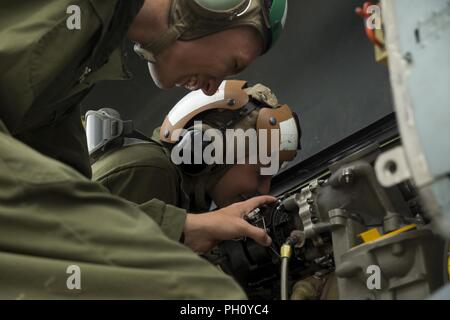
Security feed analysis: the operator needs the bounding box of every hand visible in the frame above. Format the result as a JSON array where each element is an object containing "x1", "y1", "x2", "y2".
[{"x1": 183, "y1": 195, "x2": 276, "y2": 254}]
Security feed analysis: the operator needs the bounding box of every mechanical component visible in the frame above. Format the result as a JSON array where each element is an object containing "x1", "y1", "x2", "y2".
[
  {"x1": 378, "y1": 0, "x2": 450, "y2": 298},
  {"x1": 286, "y1": 181, "x2": 332, "y2": 242},
  {"x1": 245, "y1": 206, "x2": 269, "y2": 230},
  {"x1": 341, "y1": 168, "x2": 354, "y2": 185},
  {"x1": 280, "y1": 231, "x2": 304, "y2": 300},
  {"x1": 214, "y1": 139, "x2": 447, "y2": 300},
  {"x1": 326, "y1": 161, "x2": 446, "y2": 299},
  {"x1": 334, "y1": 225, "x2": 446, "y2": 300},
  {"x1": 380, "y1": 0, "x2": 450, "y2": 240},
  {"x1": 375, "y1": 145, "x2": 412, "y2": 187}
]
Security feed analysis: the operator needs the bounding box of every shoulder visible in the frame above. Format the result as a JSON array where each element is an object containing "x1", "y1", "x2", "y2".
[{"x1": 92, "y1": 142, "x2": 178, "y2": 181}]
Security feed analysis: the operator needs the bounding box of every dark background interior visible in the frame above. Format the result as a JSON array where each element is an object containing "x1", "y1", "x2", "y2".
[{"x1": 81, "y1": 0, "x2": 394, "y2": 169}]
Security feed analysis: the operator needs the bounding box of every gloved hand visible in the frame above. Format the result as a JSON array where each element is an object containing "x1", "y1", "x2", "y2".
[{"x1": 183, "y1": 195, "x2": 276, "y2": 254}]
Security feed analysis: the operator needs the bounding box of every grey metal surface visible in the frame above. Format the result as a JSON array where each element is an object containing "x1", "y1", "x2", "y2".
[
  {"x1": 380, "y1": 0, "x2": 450, "y2": 240},
  {"x1": 334, "y1": 227, "x2": 447, "y2": 300},
  {"x1": 81, "y1": 0, "x2": 394, "y2": 168}
]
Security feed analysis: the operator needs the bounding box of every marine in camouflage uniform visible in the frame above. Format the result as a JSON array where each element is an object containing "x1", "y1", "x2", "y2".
[{"x1": 0, "y1": 0, "x2": 248, "y2": 299}]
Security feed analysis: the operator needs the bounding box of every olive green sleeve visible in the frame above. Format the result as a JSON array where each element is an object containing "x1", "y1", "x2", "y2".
[
  {"x1": 0, "y1": 0, "x2": 105, "y2": 133},
  {"x1": 99, "y1": 165, "x2": 180, "y2": 206},
  {"x1": 0, "y1": 0, "x2": 123, "y2": 178},
  {"x1": 138, "y1": 199, "x2": 187, "y2": 243},
  {"x1": 97, "y1": 165, "x2": 187, "y2": 241},
  {"x1": 15, "y1": 105, "x2": 93, "y2": 179},
  {"x1": 0, "y1": 122, "x2": 245, "y2": 299}
]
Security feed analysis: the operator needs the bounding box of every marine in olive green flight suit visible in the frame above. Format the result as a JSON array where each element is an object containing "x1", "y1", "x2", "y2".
[
  {"x1": 92, "y1": 129, "x2": 224, "y2": 214},
  {"x1": 92, "y1": 131, "x2": 341, "y2": 300},
  {"x1": 0, "y1": 0, "x2": 245, "y2": 299}
]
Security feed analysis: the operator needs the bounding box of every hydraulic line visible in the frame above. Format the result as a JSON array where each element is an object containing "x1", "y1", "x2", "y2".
[
  {"x1": 280, "y1": 230, "x2": 304, "y2": 300},
  {"x1": 280, "y1": 244, "x2": 292, "y2": 300}
]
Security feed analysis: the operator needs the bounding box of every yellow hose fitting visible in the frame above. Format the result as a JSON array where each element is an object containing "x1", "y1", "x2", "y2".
[{"x1": 280, "y1": 244, "x2": 292, "y2": 258}]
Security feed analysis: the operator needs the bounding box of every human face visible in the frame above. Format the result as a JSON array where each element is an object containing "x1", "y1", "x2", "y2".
[
  {"x1": 210, "y1": 164, "x2": 272, "y2": 208},
  {"x1": 149, "y1": 26, "x2": 264, "y2": 96}
]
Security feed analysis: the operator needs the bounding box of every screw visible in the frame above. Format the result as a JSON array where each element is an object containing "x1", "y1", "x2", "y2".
[
  {"x1": 269, "y1": 117, "x2": 277, "y2": 125},
  {"x1": 163, "y1": 130, "x2": 170, "y2": 138},
  {"x1": 403, "y1": 52, "x2": 413, "y2": 64},
  {"x1": 341, "y1": 168, "x2": 354, "y2": 185},
  {"x1": 227, "y1": 99, "x2": 236, "y2": 106}
]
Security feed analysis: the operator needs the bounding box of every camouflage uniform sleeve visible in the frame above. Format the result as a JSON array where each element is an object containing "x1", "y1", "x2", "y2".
[
  {"x1": 96, "y1": 165, "x2": 186, "y2": 242},
  {"x1": 0, "y1": 121, "x2": 245, "y2": 299}
]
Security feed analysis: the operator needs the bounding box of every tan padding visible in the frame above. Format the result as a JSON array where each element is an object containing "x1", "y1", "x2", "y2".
[{"x1": 256, "y1": 104, "x2": 298, "y2": 163}]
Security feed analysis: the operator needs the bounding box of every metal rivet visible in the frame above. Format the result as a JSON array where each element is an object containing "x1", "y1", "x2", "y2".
[
  {"x1": 227, "y1": 99, "x2": 236, "y2": 106},
  {"x1": 163, "y1": 130, "x2": 170, "y2": 138},
  {"x1": 269, "y1": 117, "x2": 277, "y2": 125},
  {"x1": 403, "y1": 52, "x2": 413, "y2": 64}
]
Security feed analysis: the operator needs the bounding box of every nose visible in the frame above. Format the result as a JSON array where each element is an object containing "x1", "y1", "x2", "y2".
[{"x1": 202, "y1": 79, "x2": 221, "y2": 96}]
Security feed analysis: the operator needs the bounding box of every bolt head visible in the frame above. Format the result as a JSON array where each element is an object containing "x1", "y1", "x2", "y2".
[
  {"x1": 341, "y1": 168, "x2": 354, "y2": 184},
  {"x1": 163, "y1": 130, "x2": 170, "y2": 138},
  {"x1": 403, "y1": 52, "x2": 413, "y2": 64}
]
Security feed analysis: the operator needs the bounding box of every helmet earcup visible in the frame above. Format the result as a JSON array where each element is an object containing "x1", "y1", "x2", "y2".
[{"x1": 175, "y1": 128, "x2": 211, "y2": 174}]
